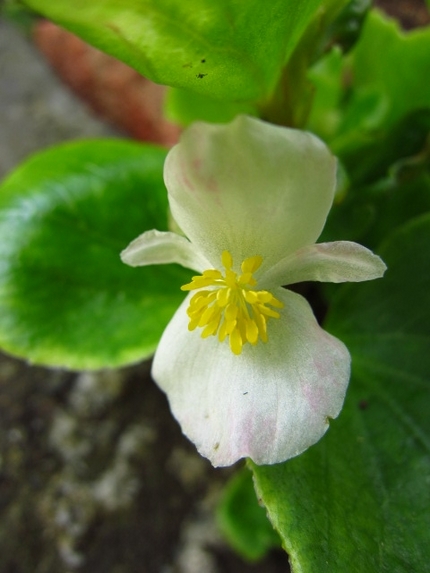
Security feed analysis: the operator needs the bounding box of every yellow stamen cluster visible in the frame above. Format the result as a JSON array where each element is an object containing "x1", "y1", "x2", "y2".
[{"x1": 181, "y1": 250, "x2": 283, "y2": 355}]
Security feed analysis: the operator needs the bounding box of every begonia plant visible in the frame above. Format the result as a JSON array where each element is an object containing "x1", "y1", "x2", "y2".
[
  {"x1": 121, "y1": 115, "x2": 385, "y2": 466},
  {"x1": 1, "y1": 0, "x2": 429, "y2": 570}
]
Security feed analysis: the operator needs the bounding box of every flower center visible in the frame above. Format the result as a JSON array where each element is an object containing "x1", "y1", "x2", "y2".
[{"x1": 181, "y1": 250, "x2": 283, "y2": 355}]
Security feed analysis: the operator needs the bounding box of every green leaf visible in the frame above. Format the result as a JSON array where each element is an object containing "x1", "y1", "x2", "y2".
[
  {"x1": 251, "y1": 214, "x2": 430, "y2": 572},
  {"x1": 258, "y1": 0, "x2": 349, "y2": 127},
  {"x1": 338, "y1": 9, "x2": 430, "y2": 137},
  {"x1": 164, "y1": 87, "x2": 257, "y2": 127},
  {"x1": 0, "y1": 139, "x2": 189, "y2": 370},
  {"x1": 21, "y1": 0, "x2": 323, "y2": 104},
  {"x1": 217, "y1": 467, "x2": 281, "y2": 561},
  {"x1": 308, "y1": 10, "x2": 430, "y2": 159},
  {"x1": 321, "y1": 126, "x2": 430, "y2": 247},
  {"x1": 306, "y1": 47, "x2": 344, "y2": 139},
  {"x1": 339, "y1": 108, "x2": 430, "y2": 186},
  {"x1": 323, "y1": 0, "x2": 371, "y2": 52}
]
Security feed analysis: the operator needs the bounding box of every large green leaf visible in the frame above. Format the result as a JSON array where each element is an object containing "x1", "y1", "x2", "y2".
[
  {"x1": 164, "y1": 87, "x2": 257, "y2": 127},
  {"x1": 339, "y1": 108, "x2": 430, "y2": 187},
  {"x1": 335, "y1": 9, "x2": 430, "y2": 146},
  {"x1": 321, "y1": 124, "x2": 430, "y2": 247},
  {"x1": 251, "y1": 214, "x2": 430, "y2": 572},
  {"x1": 352, "y1": 9, "x2": 430, "y2": 127},
  {"x1": 307, "y1": 10, "x2": 430, "y2": 160},
  {"x1": 0, "y1": 140, "x2": 189, "y2": 369},
  {"x1": 306, "y1": 46, "x2": 344, "y2": 139},
  {"x1": 22, "y1": 0, "x2": 322, "y2": 103}
]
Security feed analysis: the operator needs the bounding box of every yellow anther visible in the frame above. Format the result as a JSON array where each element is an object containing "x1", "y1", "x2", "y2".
[
  {"x1": 243, "y1": 290, "x2": 258, "y2": 304},
  {"x1": 257, "y1": 305, "x2": 280, "y2": 319},
  {"x1": 229, "y1": 328, "x2": 243, "y2": 355},
  {"x1": 238, "y1": 272, "x2": 253, "y2": 285},
  {"x1": 257, "y1": 291, "x2": 272, "y2": 303},
  {"x1": 181, "y1": 250, "x2": 283, "y2": 355},
  {"x1": 268, "y1": 295, "x2": 284, "y2": 308},
  {"x1": 202, "y1": 315, "x2": 221, "y2": 338},
  {"x1": 218, "y1": 320, "x2": 229, "y2": 342},
  {"x1": 245, "y1": 320, "x2": 259, "y2": 344},
  {"x1": 221, "y1": 250, "x2": 233, "y2": 270},
  {"x1": 199, "y1": 305, "x2": 217, "y2": 326},
  {"x1": 188, "y1": 291, "x2": 215, "y2": 314},
  {"x1": 225, "y1": 269, "x2": 237, "y2": 288},
  {"x1": 224, "y1": 318, "x2": 237, "y2": 335},
  {"x1": 225, "y1": 303, "x2": 238, "y2": 321},
  {"x1": 241, "y1": 255, "x2": 263, "y2": 274},
  {"x1": 202, "y1": 269, "x2": 222, "y2": 279},
  {"x1": 254, "y1": 312, "x2": 268, "y2": 343},
  {"x1": 217, "y1": 287, "x2": 230, "y2": 307},
  {"x1": 188, "y1": 317, "x2": 200, "y2": 331}
]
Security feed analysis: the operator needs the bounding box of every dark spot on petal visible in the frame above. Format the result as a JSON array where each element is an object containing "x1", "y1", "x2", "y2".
[{"x1": 214, "y1": 442, "x2": 219, "y2": 450}]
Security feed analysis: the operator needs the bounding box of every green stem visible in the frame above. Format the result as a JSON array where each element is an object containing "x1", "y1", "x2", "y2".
[{"x1": 258, "y1": 0, "x2": 350, "y2": 128}]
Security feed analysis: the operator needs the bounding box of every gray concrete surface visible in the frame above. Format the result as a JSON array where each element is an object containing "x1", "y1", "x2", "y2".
[{"x1": 0, "y1": 18, "x2": 114, "y2": 179}]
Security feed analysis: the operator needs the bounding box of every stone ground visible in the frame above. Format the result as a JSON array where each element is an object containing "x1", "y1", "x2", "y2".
[{"x1": 0, "y1": 16, "x2": 289, "y2": 573}]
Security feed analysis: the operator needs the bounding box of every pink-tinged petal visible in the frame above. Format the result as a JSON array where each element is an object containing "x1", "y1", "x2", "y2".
[
  {"x1": 120, "y1": 229, "x2": 210, "y2": 272},
  {"x1": 152, "y1": 288, "x2": 350, "y2": 467},
  {"x1": 164, "y1": 115, "x2": 336, "y2": 272},
  {"x1": 260, "y1": 241, "x2": 387, "y2": 289}
]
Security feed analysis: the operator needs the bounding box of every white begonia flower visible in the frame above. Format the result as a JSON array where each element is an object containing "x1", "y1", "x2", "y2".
[{"x1": 121, "y1": 115, "x2": 386, "y2": 467}]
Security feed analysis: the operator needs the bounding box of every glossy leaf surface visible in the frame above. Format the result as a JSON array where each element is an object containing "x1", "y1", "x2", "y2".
[
  {"x1": 22, "y1": 0, "x2": 322, "y2": 103},
  {"x1": 252, "y1": 214, "x2": 430, "y2": 572},
  {"x1": 0, "y1": 140, "x2": 189, "y2": 369}
]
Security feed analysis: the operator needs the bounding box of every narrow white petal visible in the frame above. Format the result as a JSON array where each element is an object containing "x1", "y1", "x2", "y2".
[
  {"x1": 164, "y1": 115, "x2": 336, "y2": 271},
  {"x1": 152, "y1": 288, "x2": 350, "y2": 467},
  {"x1": 260, "y1": 241, "x2": 387, "y2": 289},
  {"x1": 120, "y1": 229, "x2": 210, "y2": 272}
]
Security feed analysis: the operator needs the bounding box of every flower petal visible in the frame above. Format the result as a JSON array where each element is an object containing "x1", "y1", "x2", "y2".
[
  {"x1": 164, "y1": 115, "x2": 336, "y2": 272},
  {"x1": 120, "y1": 229, "x2": 210, "y2": 272},
  {"x1": 260, "y1": 241, "x2": 387, "y2": 289},
  {"x1": 152, "y1": 288, "x2": 350, "y2": 467}
]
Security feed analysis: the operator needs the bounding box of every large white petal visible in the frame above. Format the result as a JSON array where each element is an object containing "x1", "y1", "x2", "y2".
[
  {"x1": 152, "y1": 288, "x2": 350, "y2": 467},
  {"x1": 164, "y1": 115, "x2": 336, "y2": 273},
  {"x1": 120, "y1": 229, "x2": 210, "y2": 272},
  {"x1": 260, "y1": 241, "x2": 387, "y2": 289}
]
